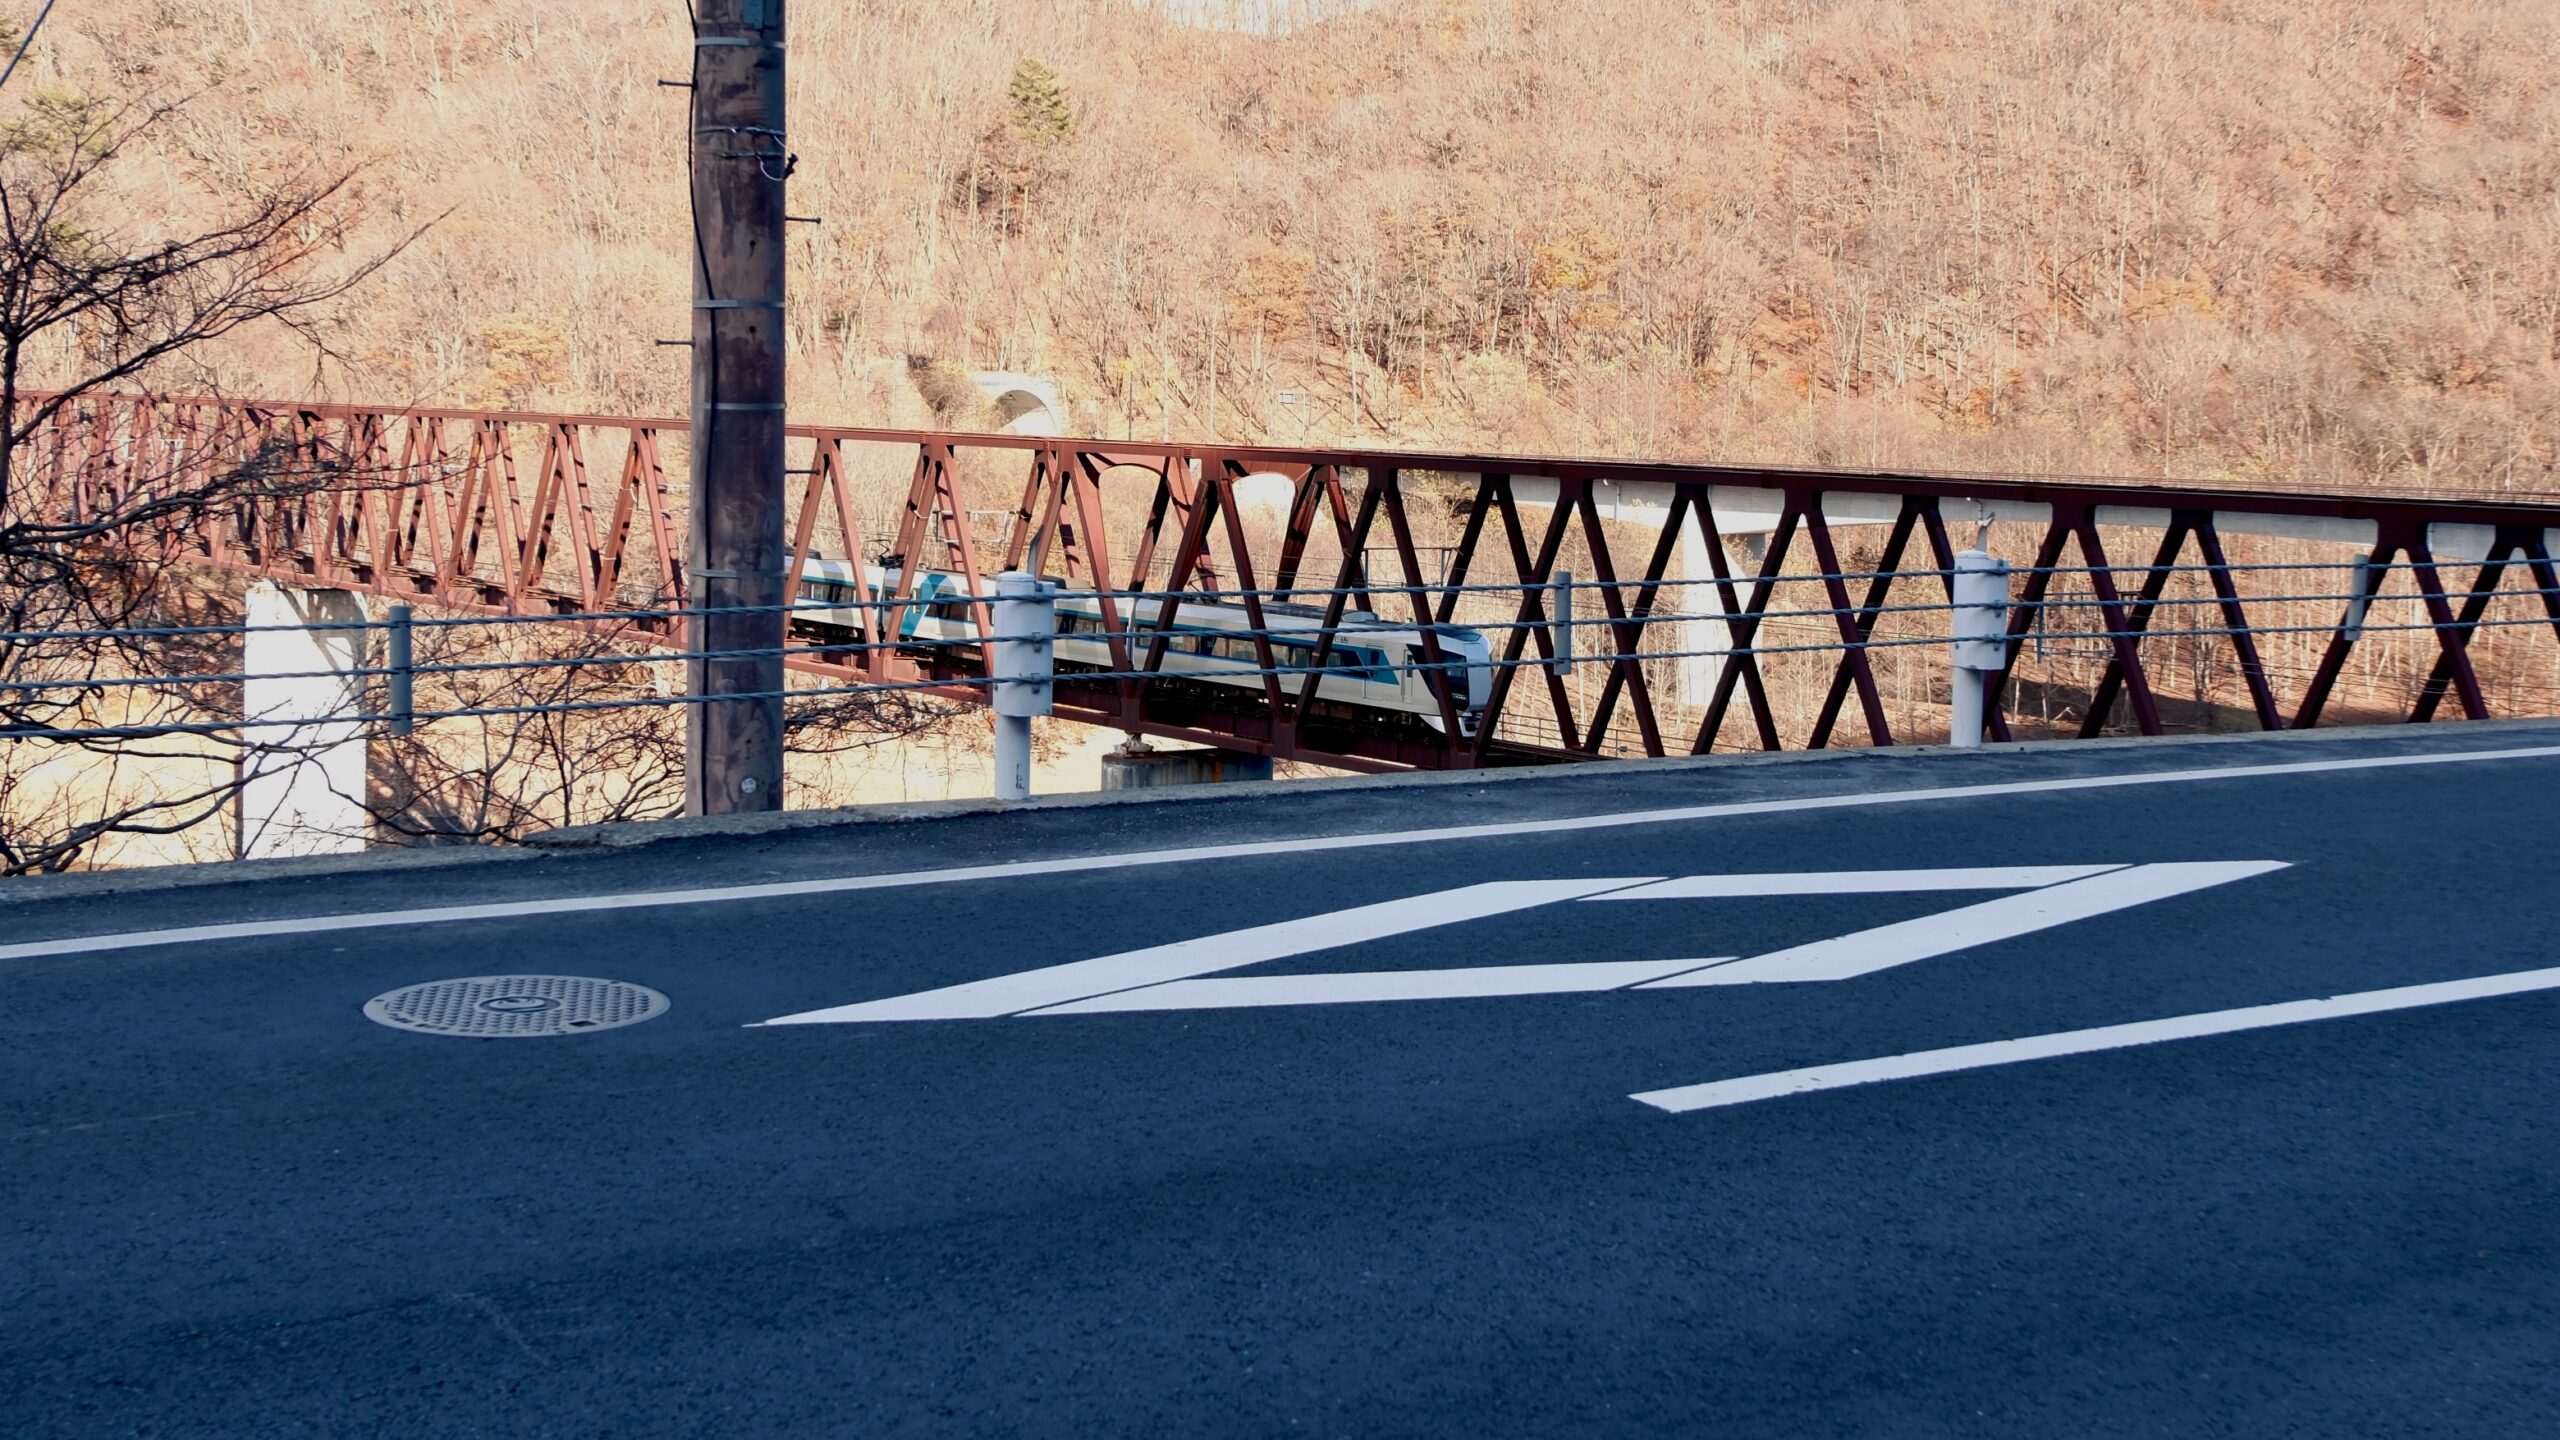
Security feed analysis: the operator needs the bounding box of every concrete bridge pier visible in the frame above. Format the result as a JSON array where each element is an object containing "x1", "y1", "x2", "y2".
[
  {"x1": 236, "y1": 581, "x2": 373, "y2": 859},
  {"x1": 1672, "y1": 527, "x2": 1751, "y2": 708},
  {"x1": 1099, "y1": 737, "x2": 1274, "y2": 790}
]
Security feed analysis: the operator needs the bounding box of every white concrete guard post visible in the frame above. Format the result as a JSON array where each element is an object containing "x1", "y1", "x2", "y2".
[
  {"x1": 1949, "y1": 550, "x2": 2011, "y2": 747},
  {"x1": 238, "y1": 581, "x2": 372, "y2": 857},
  {"x1": 990, "y1": 571, "x2": 1056, "y2": 801}
]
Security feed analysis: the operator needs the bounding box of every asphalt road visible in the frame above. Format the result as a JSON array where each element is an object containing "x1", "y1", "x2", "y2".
[{"x1": 7, "y1": 726, "x2": 2560, "y2": 1438}]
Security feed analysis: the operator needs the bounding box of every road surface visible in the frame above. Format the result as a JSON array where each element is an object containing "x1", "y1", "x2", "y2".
[{"x1": 6, "y1": 725, "x2": 2559, "y2": 1437}]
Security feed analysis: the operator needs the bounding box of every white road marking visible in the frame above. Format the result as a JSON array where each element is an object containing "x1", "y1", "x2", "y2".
[
  {"x1": 6, "y1": 1110, "x2": 198, "y2": 1141},
  {"x1": 756, "y1": 879, "x2": 1656, "y2": 1024},
  {"x1": 1590, "y1": 865, "x2": 2123, "y2": 900},
  {"x1": 764, "y1": 862, "x2": 2285, "y2": 1022},
  {"x1": 1631, "y1": 963, "x2": 2560, "y2": 1113},
  {"x1": 1643, "y1": 861, "x2": 2289, "y2": 987},
  {"x1": 5, "y1": 742, "x2": 2548, "y2": 962},
  {"x1": 1026, "y1": 957, "x2": 1728, "y2": 1014}
]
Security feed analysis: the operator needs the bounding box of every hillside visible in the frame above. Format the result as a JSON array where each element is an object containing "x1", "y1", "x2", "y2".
[{"x1": 20, "y1": 0, "x2": 2560, "y2": 488}]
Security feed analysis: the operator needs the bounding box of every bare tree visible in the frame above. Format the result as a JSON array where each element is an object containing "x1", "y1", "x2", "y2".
[
  {"x1": 0, "y1": 93, "x2": 415, "y2": 872},
  {"x1": 361, "y1": 619, "x2": 691, "y2": 845},
  {"x1": 358, "y1": 613, "x2": 969, "y2": 846}
]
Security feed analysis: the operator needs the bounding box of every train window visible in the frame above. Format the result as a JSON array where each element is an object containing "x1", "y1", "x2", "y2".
[{"x1": 1282, "y1": 642, "x2": 1384, "y2": 680}]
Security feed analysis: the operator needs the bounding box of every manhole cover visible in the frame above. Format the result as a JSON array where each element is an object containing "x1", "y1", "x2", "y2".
[{"x1": 363, "y1": 976, "x2": 669, "y2": 1038}]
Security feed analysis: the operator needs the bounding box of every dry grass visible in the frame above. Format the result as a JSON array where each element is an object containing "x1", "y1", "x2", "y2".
[{"x1": 7, "y1": 0, "x2": 2548, "y2": 490}]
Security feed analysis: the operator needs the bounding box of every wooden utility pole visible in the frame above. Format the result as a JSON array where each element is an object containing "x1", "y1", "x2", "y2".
[{"x1": 685, "y1": 0, "x2": 788, "y2": 815}]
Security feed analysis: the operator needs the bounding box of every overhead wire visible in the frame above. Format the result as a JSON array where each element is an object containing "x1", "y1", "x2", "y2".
[{"x1": 0, "y1": 0, "x2": 59, "y2": 94}]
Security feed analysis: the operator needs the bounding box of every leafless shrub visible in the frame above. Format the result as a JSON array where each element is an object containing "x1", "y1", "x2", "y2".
[{"x1": 0, "y1": 93, "x2": 420, "y2": 872}]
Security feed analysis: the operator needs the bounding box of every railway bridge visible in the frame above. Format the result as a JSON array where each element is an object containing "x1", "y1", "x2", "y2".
[{"x1": 19, "y1": 390, "x2": 2560, "y2": 779}]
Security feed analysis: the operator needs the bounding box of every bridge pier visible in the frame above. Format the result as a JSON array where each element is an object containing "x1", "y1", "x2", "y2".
[
  {"x1": 236, "y1": 581, "x2": 373, "y2": 859},
  {"x1": 1099, "y1": 738, "x2": 1275, "y2": 790},
  {"x1": 1674, "y1": 527, "x2": 1741, "y2": 707}
]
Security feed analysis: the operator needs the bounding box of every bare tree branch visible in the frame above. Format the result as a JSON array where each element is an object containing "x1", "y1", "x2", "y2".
[{"x1": 0, "y1": 92, "x2": 422, "y2": 873}]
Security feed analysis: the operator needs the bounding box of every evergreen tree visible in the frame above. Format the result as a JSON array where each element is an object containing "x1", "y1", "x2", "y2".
[{"x1": 1004, "y1": 58, "x2": 1073, "y2": 148}]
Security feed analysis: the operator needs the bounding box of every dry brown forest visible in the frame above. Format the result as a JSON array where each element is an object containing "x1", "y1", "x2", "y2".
[
  {"x1": 12, "y1": 0, "x2": 2560, "y2": 869},
  {"x1": 5, "y1": 0, "x2": 2560, "y2": 860},
  {"x1": 25, "y1": 0, "x2": 2558, "y2": 488}
]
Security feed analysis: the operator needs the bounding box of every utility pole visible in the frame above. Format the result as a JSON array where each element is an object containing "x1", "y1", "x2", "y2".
[{"x1": 686, "y1": 0, "x2": 789, "y2": 815}]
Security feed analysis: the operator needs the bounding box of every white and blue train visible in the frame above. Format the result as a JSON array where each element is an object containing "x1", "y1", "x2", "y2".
[{"x1": 791, "y1": 559, "x2": 1497, "y2": 735}]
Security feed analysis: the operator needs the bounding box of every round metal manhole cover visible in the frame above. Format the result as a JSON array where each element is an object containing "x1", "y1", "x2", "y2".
[{"x1": 363, "y1": 976, "x2": 669, "y2": 1038}]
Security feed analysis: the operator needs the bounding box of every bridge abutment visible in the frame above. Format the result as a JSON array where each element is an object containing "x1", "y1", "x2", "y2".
[{"x1": 236, "y1": 582, "x2": 372, "y2": 859}]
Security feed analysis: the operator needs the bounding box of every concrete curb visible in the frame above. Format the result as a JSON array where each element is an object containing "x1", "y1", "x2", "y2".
[
  {"x1": 0, "y1": 839, "x2": 554, "y2": 906},
  {"x1": 7, "y1": 717, "x2": 2555, "y2": 904},
  {"x1": 525, "y1": 716, "x2": 2560, "y2": 851}
]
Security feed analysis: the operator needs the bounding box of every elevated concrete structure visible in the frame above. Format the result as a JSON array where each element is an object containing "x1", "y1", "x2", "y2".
[
  {"x1": 971, "y1": 372, "x2": 1066, "y2": 436},
  {"x1": 1099, "y1": 739, "x2": 1275, "y2": 789},
  {"x1": 236, "y1": 582, "x2": 370, "y2": 859}
]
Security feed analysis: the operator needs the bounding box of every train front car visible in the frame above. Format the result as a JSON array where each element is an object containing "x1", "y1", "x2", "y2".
[{"x1": 1406, "y1": 626, "x2": 1496, "y2": 737}]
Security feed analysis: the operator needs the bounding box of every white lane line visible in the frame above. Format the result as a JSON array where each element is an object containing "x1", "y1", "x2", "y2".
[
  {"x1": 1643, "y1": 861, "x2": 2290, "y2": 987},
  {"x1": 758, "y1": 878, "x2": 1658, "y2": 1024},
  {"x1": 1026, "y1": 957, "x2": 1728, "y2": 1015},
  {"x1": 6, "y1": 742, "x2": 2555, "y2": 963},
  {"x1": 1590, "y1": 864, "x2": 2121, "y2": 900},
  {"x1": 1631, "y1": 965, "x2": 2560, "y2": 1113}
]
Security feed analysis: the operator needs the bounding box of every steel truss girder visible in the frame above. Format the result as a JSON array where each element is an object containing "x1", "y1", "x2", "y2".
[{"x1": 19, "y1": 390, "x2": 2560, "y2": 772}]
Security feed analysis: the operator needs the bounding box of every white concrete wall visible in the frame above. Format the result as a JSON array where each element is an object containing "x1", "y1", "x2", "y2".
[{"x1": 238, "y1": 583, "x2": 371, "y2": 858}]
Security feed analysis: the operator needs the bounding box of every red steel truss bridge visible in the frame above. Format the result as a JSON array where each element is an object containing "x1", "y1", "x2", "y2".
[{"x1": 18, "y1": 390, "x2": 2560, "y2": 772}]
